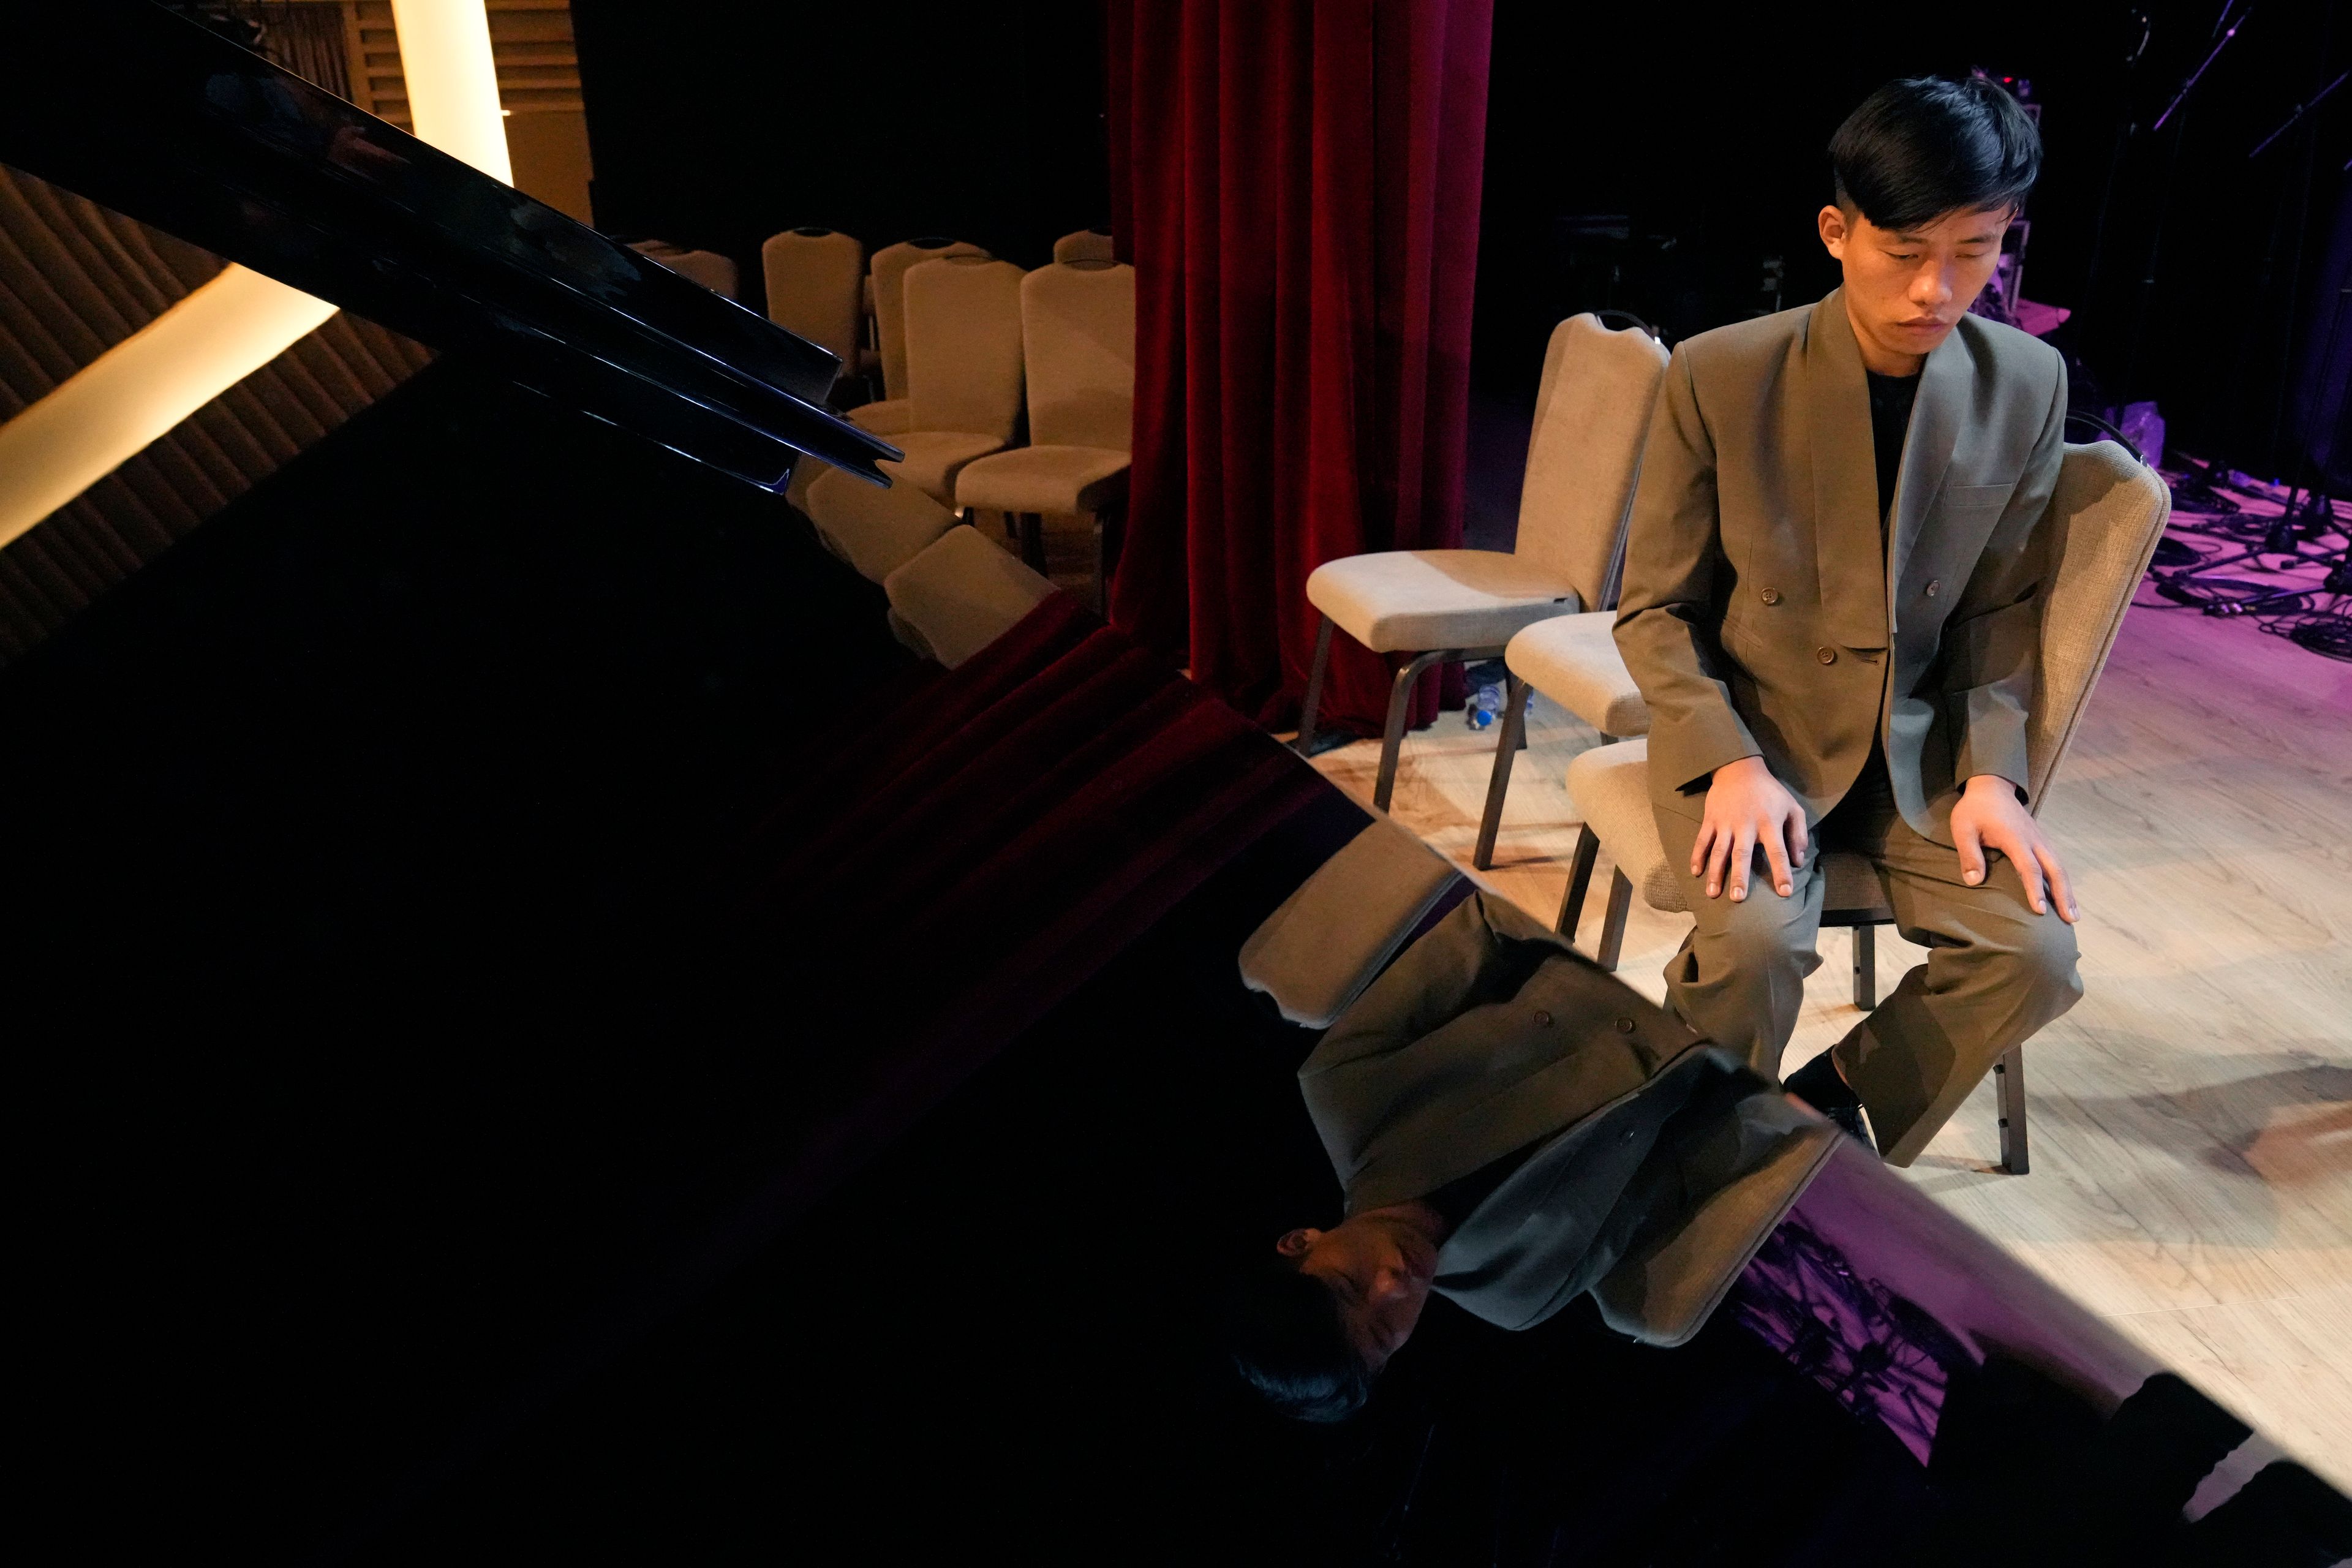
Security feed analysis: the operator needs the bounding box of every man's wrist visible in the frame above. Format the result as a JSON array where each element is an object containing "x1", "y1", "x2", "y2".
[{"x1": 1962, "y1": 772, "x2": 2026, "y2": 802}]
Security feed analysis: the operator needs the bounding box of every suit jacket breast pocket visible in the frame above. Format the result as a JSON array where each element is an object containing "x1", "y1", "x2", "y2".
[{"x1": 1943, "y1": 481, "x2": 2015, "y2": 513}]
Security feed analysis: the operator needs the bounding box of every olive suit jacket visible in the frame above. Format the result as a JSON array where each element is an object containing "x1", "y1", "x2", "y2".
[
  {"x1": 1299, "y1": 893, "x2": 1838, "y2": 1346},
  {"x1": 1613, "y1": 289, "x2": 2068, "y2": 843}
]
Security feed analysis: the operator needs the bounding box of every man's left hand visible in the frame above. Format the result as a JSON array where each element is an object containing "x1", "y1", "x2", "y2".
[{"x1": 1950, "y1": 774, "x2": 2078, "y2": 922}]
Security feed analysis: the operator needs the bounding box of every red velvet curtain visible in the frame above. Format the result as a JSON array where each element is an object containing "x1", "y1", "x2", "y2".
[{"x1": 1105, "y1": 0, "x2": 1493, "y2": 734}]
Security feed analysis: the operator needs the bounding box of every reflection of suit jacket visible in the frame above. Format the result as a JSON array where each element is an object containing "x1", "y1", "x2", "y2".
[
  {"x1": 1299, "y1": 894, "x2": 1836, "y2": 1345},
  {"x1": 1614, "y1": 289, "x2": 2067, "y2": 845}
]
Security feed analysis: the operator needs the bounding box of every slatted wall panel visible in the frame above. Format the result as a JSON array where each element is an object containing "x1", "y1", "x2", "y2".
[
  {"x1": 345, "y1": 0, "x2": 585, "y2": 129},
  {"x1": 0, "y1": 164, "x2": 434, "y2": 666}
]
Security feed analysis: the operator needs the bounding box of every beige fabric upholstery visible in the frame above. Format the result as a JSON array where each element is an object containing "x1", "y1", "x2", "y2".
[
  {"x1": 956, "y1": 445, "x2": 1131, "y2": 515},
  {"x1": 629, "y1": 240, "x2": 739, "y2": 300},
  {"x1": 1239, "y1": 816, "x2": 1464, "y2": 1028},
  {"x1": 760, "y1": 227, "x2": 864, "y2": 370},
  {"x1": 806, "y1": 466, "x2": 959, "y2": 584},
  {"x1": 903, "y1": 257, "x2": 1027, "y2": 441},
  {"x1": 883, "y1": 524, "x2": 1060, "y2": 669},
  {"x1": 849, "y1": 399, "x2": 912, "y2": 435},
  {"x1": 1306, "y1": 551, "x2": 1579, "y2": 654},
  {"x1": 1020, "y1": 261, "x2": 1134, "y2": 450},
  {"x1": 884, "y1": 431, "x2": 1010, "y2": 506},
  {"x1": 1571, "y1": 442, "x2": 2171, "y2": 919},
  {"x1": 2022, "y1": 442, "x2": 2173, "y2": 801},
  {"x1": 1302, "y1": 313, "x2": 1665, "y2": 660},
  {"x1": 1052, "y1": 228, "x2": 1117, "y2": 264},
  {"x1": 1506, "y1": 611, "x2": 1649, "y2": 736},
  {"x1": 1517, "y1": 315, "x2": 1672, "y2": 607},
  {"x1": 956, "y1": 261, "x2": 1135, "y2": 518},
  {"x1": 1567, "y1": 739, "x2": 1685, "y2": 913},
  {"x1": 870, "y1": 238, "x2": 988, "y2": 400}
]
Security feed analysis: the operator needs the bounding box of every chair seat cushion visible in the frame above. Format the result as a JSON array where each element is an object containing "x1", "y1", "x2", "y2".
[
  {"x1": 883, "y1": 524, "x2": 1060, "y2": 668},
  {"x1": 955, "y1": 445, "x2": 1131, "y2": 515},
  {"x1": 1566, "y1": 738, "x2": 1684, "y2": 914},
  {"x1": 849, "y1": 399, "x2": 912, "y2": 435},
  {"x1": 1306, "y1": 550, "x2": 1580, "y2": 653},
  {"x1": 1506, "y1": 611, "x2": 1649, "y2": 737},
  {"x1": 806, "y1": 466, "x2": 960, "y2": 584},
  {"x1": 883, "y1": 430, "x2": 1008, "y2": 505},
  {"x1": 1238, "y1": 816, "x2": 1465, "y2": 1028}
]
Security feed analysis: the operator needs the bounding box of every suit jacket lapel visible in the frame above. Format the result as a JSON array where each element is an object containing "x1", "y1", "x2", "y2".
[
  {"x1": 1802, "y1": 291, "x2": 1887, "y2": 648},
  {"x1": 1888, "y1": 334, "x2": 1969, "y2": 633}
]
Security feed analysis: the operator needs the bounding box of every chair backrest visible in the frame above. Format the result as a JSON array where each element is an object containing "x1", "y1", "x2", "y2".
[
  {"x1": 2022, "y1": 440, "x2": 2173, "y2": 809},
  {"x1": 1052, "y1": 227, "x2": 1116, "y2": 265},
  {"x1": 1513, "y1": 314, "x2": 1672, "y2": 611},
  {"x1": 903, "y1": 255, "x2": 1027, "y2": 441},
  {"x1": 870, "y1": 236, "x2": 988, "y2": 399},
  {"x1": 1021, "y1": 260, "x2": 1134, "y2": 451},
  {"x1": 628, "y1": 239, "x2": 739, "y2": 300},
  {"x1": 760, "y1": 227, "x2": 864, "y2": 370}
]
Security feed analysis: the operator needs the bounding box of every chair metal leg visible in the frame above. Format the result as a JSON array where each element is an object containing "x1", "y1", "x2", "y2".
[
  {"x1": 1558, "y1": 822, "x2": 1600, "y2": 938},
  {"x1": 1594, "y1": 866, "x2": 1633, "y2": 971},
  {"x1": 1018, "y1": 513, "x2": 1047, "y2": 572},
  {"x1": 1996, "y1": 1047, "x2": 2029, "y2": 1174},
  {"x1": 1373, "y1": 650, "x2": 1449, "y2": 812},
  {"x1": 1852, "y1": 923, "x2": 1878, "y2": 1011},
  {"x1": 1472, "y1": 674, "x2": 1531, "y2": 870},
  {"x1": 1295, "y1": 616, "x2": 1334, "y2": 755}
]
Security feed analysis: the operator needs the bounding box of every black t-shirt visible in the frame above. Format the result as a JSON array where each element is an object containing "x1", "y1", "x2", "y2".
[{"x1": 1866, "y1": 369, "x2": 1920, "y2": 535}]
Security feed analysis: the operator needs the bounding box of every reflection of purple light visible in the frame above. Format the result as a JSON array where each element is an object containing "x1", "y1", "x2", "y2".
[{"x1": 1729, "y1": 1215, "x2": 1973, "y2": 1465}]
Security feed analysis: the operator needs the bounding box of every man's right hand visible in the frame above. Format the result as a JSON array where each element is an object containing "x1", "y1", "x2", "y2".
[{"x1": 1692, "y1": 755, "x2": 1808, "y2": 902}]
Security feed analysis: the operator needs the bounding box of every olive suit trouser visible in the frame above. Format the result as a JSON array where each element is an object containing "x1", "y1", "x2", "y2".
[{"x1": 1651, "y1": 758, "x2": 2082, "y2": 1167}]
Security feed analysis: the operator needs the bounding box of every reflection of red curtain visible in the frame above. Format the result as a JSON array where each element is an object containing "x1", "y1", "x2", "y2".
[{"x1": 1105, "y1": 0, "x2": 1493, "y2": 734}]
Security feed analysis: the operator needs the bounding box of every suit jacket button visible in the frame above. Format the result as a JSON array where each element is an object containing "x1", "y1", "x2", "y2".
[
  {"x1": 1925, "y1": 579, "x2": 1942, "y2": 597},
  {"x1": 1616, "y1": 1016, "x2": 1636, "y2": 1033},
  {"x1": 1534, "y1": 1009, "x2": 1553, "y2": 1027},
  {"x1": 1815, "y1": 646, "x2": 1837, "y2": 665},
  {"x1": 1760, "y1": 587, "x2": 1782, "y2": 605}
]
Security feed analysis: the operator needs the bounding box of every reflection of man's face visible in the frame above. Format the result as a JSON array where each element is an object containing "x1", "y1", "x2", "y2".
[
  {"x1": 1275, "y1": 1211, "x2": 1439, "y2": 1370},
  {"x1": 1817, "y1": 202, "x2": 2011, "y2": 371}
]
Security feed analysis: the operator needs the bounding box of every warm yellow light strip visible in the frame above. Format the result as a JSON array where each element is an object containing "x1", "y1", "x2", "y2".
[
  {"x1": 0, "y1": 4, "x2": 513, "y2": 552},
  {"x1": 389, "y1": 0, "x2": 513, "y2": 183},
  {"x1": 0, "y1": 268, "x2": 337, "y2": 551}
]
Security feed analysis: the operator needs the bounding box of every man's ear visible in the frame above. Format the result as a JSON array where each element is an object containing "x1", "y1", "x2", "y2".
[
  {"x1": 1818, "y1": 203, "x2": 1850, "y2": 260},
  {"x1": 1275, "y1": 1228, "x2": 1317, "y2": 1259}
]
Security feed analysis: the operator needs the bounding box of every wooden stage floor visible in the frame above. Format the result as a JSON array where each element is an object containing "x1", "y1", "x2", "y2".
[{"x1": 1305, "y1": 594, "x2": 2352, "y2": 1493}]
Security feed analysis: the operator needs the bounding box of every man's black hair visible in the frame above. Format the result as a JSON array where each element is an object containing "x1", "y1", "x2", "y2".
[
  {"x1": 1830, "y1": 76, "x2": 2041, "y2": 232},
  {"x1": 1223, "y1": 1255, "x2": 1373, "y2": 1423}
]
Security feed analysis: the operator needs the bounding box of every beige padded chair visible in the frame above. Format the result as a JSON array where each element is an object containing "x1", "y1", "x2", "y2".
[
  {"x1": 1556, "y1": 442, "x2": 2172, "y2": 1174},
  {"x1": 954, "y1": 260, "x2": 1134, "y2": 612},
  {"x1": 852, "y1": 236, "x2": 990, "y2": 437},
  {"x1": 883, "y1": 255, "x2": 1027, "y2": 506},
  {"x1": 1238, "y1": 814, "x2": 1466, "y2": 1028},
  {"x1": 628, "y1": 239, "x2": 739, "y2": 300},
  {"x1": 805, "y1": 464, "x2": 960, "y2": 584},
  {"x1": 760, "y1": 227, "x2": 864, "y2": 382},
  {"x1": 1299, "y1": 314, "x2": 1671, "y2": 812},
  {"x1": 883, "y1": 522, "x2": 1060, "y2": 668},
  {"x1": 1052, "y1": 227, "x2": 1117, "y2": 265}
]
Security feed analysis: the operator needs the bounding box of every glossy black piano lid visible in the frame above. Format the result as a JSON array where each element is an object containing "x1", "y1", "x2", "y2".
[{"x1": 0, "y1": 0, "x2": 899, "y2": 491}]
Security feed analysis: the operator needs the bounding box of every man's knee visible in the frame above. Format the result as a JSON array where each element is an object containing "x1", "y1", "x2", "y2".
[{"x1": 1982, "y1": 908, "x2": 2082, "y2": 1017}]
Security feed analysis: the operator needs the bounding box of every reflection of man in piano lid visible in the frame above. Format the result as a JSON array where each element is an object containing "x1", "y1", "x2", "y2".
[{"x1": 1225, "y1": 893, "x2": 1842, "y2": 1423}]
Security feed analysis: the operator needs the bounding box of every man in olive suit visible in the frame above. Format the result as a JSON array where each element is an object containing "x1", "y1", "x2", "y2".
[{"x1": 1613, "y1": 76, "x2": 2083, "y2": 1167}]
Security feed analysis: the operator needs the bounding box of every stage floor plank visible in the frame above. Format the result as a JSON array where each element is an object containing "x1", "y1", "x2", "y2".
[{"x1": 1303, "y1": 595, "x2": 2352, "y2": 1492}]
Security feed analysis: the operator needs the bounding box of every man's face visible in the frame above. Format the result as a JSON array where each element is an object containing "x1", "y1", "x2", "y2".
[
  {"x1": 1817, "y1": 202, "x2": 2011, "y2": 372},
  {"x1": 1275, "y1": 1213, "x2": 1439, "y2": 1370}
]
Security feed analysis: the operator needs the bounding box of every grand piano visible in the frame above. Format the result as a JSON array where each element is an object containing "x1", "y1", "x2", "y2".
[{"x1": 3, "y1": 6, "x2": 2344, "y2": 1563}]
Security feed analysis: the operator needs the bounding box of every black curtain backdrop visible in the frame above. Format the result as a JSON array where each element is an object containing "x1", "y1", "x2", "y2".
[
  {"x1": 570, "y1": 0, "x2": 1109, "y2": 312},
  {"x1": 1469, "y1": 0, "x2": 2350, "y2": 483}
]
